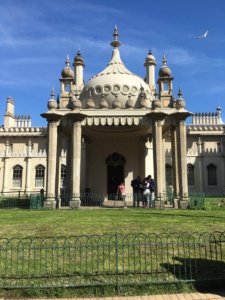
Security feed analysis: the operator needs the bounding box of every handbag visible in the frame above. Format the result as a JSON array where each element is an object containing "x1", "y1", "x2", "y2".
[{"x1": 143, "y1": 189, "x2": 150, "y2": 195}]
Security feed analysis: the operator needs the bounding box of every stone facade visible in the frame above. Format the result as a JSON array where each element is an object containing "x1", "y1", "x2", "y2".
[{"x1": 0, "y1": 27, "x2": 224, "y2": 208}]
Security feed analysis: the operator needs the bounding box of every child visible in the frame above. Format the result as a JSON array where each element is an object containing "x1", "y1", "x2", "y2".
[{"x1": 118, "y1": 183, "x2": 127, "y2": 208}]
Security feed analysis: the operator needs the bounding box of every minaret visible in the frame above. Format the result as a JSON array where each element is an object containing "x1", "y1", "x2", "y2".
[
  {"x1": 4, "y1": 96, "x2": 15, "y2": 128},
  {"x1": 59, "y1": 55, "x2": 74, "y2": 108},
  {"x1": 144, "y1": 50, "x2": 157, "y2": 92},
  {"x1": 73, "y1": 50, "x2": 85, "y2": 94},
  {"x1": 157, "y1": 54, "x2": 174, "y2": 108}
]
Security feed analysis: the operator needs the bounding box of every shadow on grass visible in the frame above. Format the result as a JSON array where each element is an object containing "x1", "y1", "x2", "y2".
[{"x1": 161, "y1": 256, "x2": 225, "y2": 295}]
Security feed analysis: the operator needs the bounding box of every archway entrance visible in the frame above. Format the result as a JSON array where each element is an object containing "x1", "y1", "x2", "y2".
[{"x1": 106, "y1": 153, "x2": 126, "y2": 196}]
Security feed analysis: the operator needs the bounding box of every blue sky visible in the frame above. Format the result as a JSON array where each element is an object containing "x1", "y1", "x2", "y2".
[{"x1": 0, "y1": 0, "x2": 225, "y2": 126}]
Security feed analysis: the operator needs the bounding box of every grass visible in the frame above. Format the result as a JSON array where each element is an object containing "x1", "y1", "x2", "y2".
[
  {"x1": 0, "y1": 208, "x2": 225, "y2": 238},
  {"x1": 0, "y1": 208, "x2": 225, "y2": 298}
]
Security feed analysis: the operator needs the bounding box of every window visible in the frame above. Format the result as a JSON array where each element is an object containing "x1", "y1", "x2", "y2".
[
  {"x1": 61, "y1": 165, "x2": 67, "y2": 188},
  {"x1": 165, "y1": 164, "x2": 172, "y2": 186},
  {"x1": 35, "y1": 165, "x2": 45, "y2": 187},
  {"x1": 13, "y1": 165, "x2": 23, "y2": 188},
  {"x1": 187, "y1": 164, "x2": 195, "y2": 186},
  {"x1": 207, "y1": 164, "x2": 217, "y2": 186}
]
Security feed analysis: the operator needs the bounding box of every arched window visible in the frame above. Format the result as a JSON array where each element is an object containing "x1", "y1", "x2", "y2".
[
  {"x1": 165, "y1": 164, "x2": 172, "y2": 186},
  {"x1": 13, "y1": 165, "x2": 23, "y2": 188},
  {"x1": 61, "y1": 164, "x2": 67, "y2": 188},
  {"x1": 187, "y1": 164, "x2": 195, "y2": 186},
  {"x1": 207, "y1": 163, "x2": 217, "y2": 186},
  {"x1": 35, "y1": 165, "x2": 45, "y2": 187}
]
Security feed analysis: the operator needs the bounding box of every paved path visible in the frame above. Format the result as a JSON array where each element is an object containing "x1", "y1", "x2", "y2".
[{"x1": 3, "y1": 293, "x2": 225, "y2": 300}]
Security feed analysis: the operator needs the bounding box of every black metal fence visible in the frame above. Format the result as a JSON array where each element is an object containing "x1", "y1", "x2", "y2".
[{"x1": 0, "y1": 232, "x2": 224, "y2": 289}]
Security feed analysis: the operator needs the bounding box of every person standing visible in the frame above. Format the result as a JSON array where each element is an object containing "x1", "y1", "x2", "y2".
[
  {"x1": 131, "y1": 176, "x2": 142, "y2": 207},
  {"x1": 147, "y1": 175, "x2": 154, "y2": 207},
  {"x1": 119, "y1": 183, "x2": 127, "y2": 209}
]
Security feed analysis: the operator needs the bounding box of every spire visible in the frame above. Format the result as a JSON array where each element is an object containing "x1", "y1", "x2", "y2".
[
  {"x1": 178, "y1": 87, "x2": 183, "y2": 98},
  {"x1": 65, "y1": 55, "x2": 70, "y2": 67},
  {"x1": 110, "y1": 25, "x2": 121, "y2": 48},
  {"x1": 50, "y1": 87, "x2": 55, "y2": 99},
  {"x1": 162, "y1": 54, "x2": 167, "y2": 65}
]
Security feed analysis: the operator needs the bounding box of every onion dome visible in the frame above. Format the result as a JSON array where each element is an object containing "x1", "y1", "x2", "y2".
[
  {"x1": 99, "y1": 94, "x2": 108, "y2": 109},
  {"x1": 48, "y1": 87, "x2": 58, "y2": 110},
  {"x1": 152, "y1": 90, "x2": 161, "y2": 109},
  {"x1": 126, "y1": 94, "x2": 134, "y2": 108},
  {"x1": 80, "y1": 26, "x2": 153, "y2": 108},
  {"x1": 139, "y1": 86, "x2": 147, "y2": 108},
  {"x1": 158, "y1": 54, "x2": 172, "y2": 77},
  {"x1": 176, "y1": 87, "x2": 186, "y2": 109},
  {"x1": 86, "y1": 90, "x2": 95, "y2": 109},
  {"x1": 71, "y1": 94, "x2": 82, "y2": 109},
  {"x1": 73, "y1": 50, "x2": 85, "y2": 66},
  {"x1": 144, "y1": 49, "x2": 156, "y2": 65},
  {"x1": 61, "y1": 55, "x2": 74, "y2": 78}
]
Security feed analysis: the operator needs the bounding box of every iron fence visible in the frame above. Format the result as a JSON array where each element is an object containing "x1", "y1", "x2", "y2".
[
  {"x1": 1, "y1": 191, "x2": 225, "y2": 209},
  {"x1": 0, "y1": 232, "x2": 224, "y2": 289}
]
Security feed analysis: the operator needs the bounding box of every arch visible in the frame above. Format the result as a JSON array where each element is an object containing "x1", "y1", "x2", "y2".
[
  {"x1": 106, "y1": 152, "x2": 126, "y2": 195},
  {"x1": 207, "y1": 163, "x2": 217, "y2": 186},
  {"x1": 12, "y1": 165, "x2": 23, "y2": 188},
  {"x1": 35, "y1": 164, "x2": 45, "y2": 187},
  {"x1": 187, "y1": 163, "x2": 195, "y2": 186}
]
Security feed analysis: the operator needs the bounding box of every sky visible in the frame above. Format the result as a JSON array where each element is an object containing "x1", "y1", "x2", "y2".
[{"x1": 0, "y1": 0, "x2": 225, "y2": 127}]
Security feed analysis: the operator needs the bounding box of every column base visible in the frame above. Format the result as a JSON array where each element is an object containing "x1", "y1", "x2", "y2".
[
  {"x1": 44, "y1": 199, "x2": 57, "y2": 209},
  {"x1": 178, "y1": 200, "x2": 189, "y2": 209},
  {"x1": 173, "y1": 198, "x2": 179, "y2": 209},
  {"x1": 70, "y1": 197, "x2": 81, "y2": 209},
  {"x1": 154, "y1": 200, "x2": 164, "y2": 209}
]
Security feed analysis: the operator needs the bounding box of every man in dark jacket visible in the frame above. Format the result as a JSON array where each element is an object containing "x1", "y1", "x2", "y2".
[
  {"x1": 147, "y1": 175, "x2": 154, "y2": 207},
  {"x1": 131, "y1": 176, "x2": 142, "y2": 207}
]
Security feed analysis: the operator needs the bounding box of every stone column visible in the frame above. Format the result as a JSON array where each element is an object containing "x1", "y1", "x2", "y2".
[
  {"x1": 176, "y1": 119, "x2": 189, "y2": 207},
  {"x1": 25, "y1": 140, "x2": 32, "y2": 193},
  {"x1": 44, "y1": 121, "x2": 58, "y2": 209},
  {"x1": 152, "y1": 118, "x2": 164, "y2": 208},
  {"x1": 171, "y1": 125, "x2": 179, "y2": 208},
  {"x1": 3, "y1": 140, "x2": 10, "y2": 193},
  {"x1": 70, "y1": 120, "x2": 82, "y2": 209}
]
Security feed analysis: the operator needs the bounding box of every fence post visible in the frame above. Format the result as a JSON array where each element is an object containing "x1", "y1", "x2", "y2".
[{"x1": 115, "y1": 232, "x2": 119, "y2": 294}]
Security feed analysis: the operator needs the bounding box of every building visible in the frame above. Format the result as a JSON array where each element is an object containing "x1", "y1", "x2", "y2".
[{"x1": 0, "y1": 27, "x2": 224, "y2": 208}]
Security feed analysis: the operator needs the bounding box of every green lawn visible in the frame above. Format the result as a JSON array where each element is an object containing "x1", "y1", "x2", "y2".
[{"x1": 0, "y1": 208, "x2": 224, "y2": 238}]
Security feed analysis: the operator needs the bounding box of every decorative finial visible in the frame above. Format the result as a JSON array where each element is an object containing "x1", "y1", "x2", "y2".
[
  {"x1": 50, "y1": 87, "x2": 55, "y2": 99},
  {"x1": 148, "y1": 49, "x2": 152, "y2": 55},
  {"x1": 65, "y1": 55, "x2": 70, "y2": 67},
  {"x1": 162, "y1": 54, "x2": 167, "y2": 65},
  {"x1": 178, "y1": 87, "x2": 183, "y2": 98},
  {"x1": 110, "y1": 25, "x2": 121, "y2": 48}
]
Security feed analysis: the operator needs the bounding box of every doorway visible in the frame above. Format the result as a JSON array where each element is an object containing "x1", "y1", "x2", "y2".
[{"x1": 106, "y1": 152, "x2": 126, "y2": 196}]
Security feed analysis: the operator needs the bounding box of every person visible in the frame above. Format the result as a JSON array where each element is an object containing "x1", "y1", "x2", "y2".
[
  {"x1": 131, "y1": 176, "x2": 142, "y2": 207},
  {"x1": 142, "y1": 178, "x2": 150, "y2": 208},
  {"x1": 147, "y1": 175, "x2": 154, "y2": 208},
  {"x1": 118, "y1": 183, "x2": 127, "y2": 209}
]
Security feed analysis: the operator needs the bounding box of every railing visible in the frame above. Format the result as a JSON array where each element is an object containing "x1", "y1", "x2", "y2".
[
  {"x1": 0, "y1": 232, "x2": 224, "y2": 289},
  {"x1": 1, "y1": 192, "x2": 225, "y2": 209}
]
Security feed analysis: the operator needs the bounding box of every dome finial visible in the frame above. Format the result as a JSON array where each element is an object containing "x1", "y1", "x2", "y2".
[
  {"x1": 65, "y1": 55, "x2": 70, "y2": 67},
  {"x1": 178, "y1": 87, "x2": 183, "y2": 98},
  {"x1": 50, "y1": 87, "x2": 55, "y2": 99},
  {"x1": 110, "y1": 25, "x2": 121, "y2": 48},
  {"x1": 162, "y1": 54, "x2": 167, "y2": 65}
]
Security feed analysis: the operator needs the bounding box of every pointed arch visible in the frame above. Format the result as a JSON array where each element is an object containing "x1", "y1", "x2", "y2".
[
  {"x1": 12, "y1": 164, "x2": 23, "y2": 188},
  {"x1": 35, "y1": 164, "x2": 45, "y2": 187}
]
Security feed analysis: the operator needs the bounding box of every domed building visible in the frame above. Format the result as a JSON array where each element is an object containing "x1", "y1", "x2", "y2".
[
  {"x1": 1, "y1": 27, "x2": 224, "y2": 209},
  {"x1": 41, "y1": 27, "x2": 192, "y2": 209}
]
